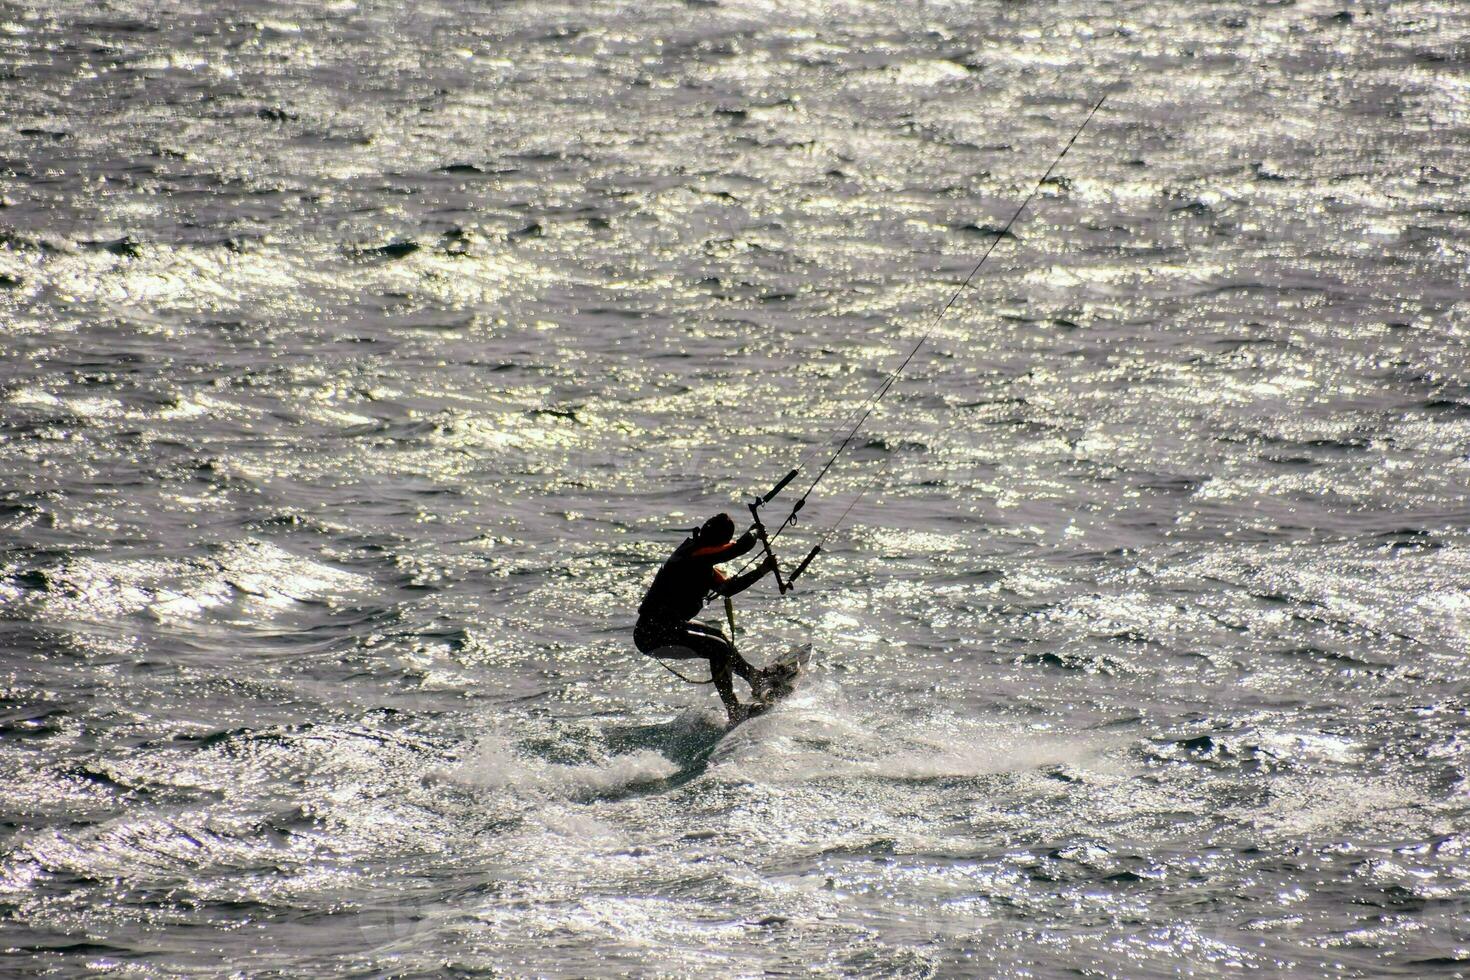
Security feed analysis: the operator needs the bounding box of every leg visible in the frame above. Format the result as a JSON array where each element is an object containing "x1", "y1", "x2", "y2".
[
  {"x1": 672, "y1": 623, "x2": 746, "y2": 719},
  {"x1": 686, "y1": 621, "x2": 758, "y2": 686},
  {"x1": 637, "y1": 618, "x2": 756, "y2": 721},
  {"x1": 708, "y1": 656, "x2": 740, "y2": 717}
]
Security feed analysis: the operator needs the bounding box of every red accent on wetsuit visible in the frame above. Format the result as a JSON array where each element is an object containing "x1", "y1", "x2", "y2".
[{"x1": 690, "y1": 541, "x2": 745, "y2": 562}]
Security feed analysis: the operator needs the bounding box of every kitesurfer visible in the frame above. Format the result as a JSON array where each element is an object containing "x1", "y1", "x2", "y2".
[{"x1": 635, "y1": 512, "x2": 777, "y2": 723}]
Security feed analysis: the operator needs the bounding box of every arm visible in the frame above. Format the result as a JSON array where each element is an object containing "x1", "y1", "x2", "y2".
[
  {"x1": 711, "y1": 554, "x2": 776, "y2": 598},
  {"x1": 689, "y1": 530, "x2": 757, "y2": 564}
]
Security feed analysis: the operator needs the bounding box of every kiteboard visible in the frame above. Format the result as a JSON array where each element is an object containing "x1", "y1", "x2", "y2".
[{"x1": 742, "y1": 643, "x2": 812, "y2": 720}]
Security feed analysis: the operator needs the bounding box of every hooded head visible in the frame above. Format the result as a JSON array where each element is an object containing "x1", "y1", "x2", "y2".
[{"x1": 697, "y1": 512, "x2": 735, "y2": 545}]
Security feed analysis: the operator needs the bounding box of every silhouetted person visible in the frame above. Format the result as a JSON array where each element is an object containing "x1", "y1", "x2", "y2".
[{"x1": 635, "y1": 512, "x2": 776, "y2": 723}]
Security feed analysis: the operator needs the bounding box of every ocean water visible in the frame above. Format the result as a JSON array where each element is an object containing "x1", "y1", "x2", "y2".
[{"x1": 2, "y1": 0, "x2": 1469, "y2": 975}]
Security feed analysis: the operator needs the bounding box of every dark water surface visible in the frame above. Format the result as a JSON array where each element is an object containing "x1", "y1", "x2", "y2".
[{"x1": 2, "y1": 0, "x2": 1469, "y2": 975}]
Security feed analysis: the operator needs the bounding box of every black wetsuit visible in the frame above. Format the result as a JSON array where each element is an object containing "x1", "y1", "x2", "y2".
[{"x1": 634, "y1": 531, "x2": 767, "y2": 711}]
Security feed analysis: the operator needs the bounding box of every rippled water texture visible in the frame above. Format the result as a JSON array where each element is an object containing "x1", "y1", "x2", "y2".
[{"x1": 2, "y1": 0, "x2": 1469, "y2": 975}]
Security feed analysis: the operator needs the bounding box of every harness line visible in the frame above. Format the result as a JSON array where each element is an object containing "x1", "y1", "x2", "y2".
[{"x1": 651, "y1": 657, "x2": 713, "y2": 685}]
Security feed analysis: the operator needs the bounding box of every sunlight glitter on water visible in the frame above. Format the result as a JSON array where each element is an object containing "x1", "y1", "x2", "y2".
[{"x1": 3, "y1": 0, "x2": 1470, "y2": 975}]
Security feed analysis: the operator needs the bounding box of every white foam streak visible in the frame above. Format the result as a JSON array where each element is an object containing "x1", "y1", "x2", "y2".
[{"x1": 444, "y1": 735, "x2": 678, "y2": 799}]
